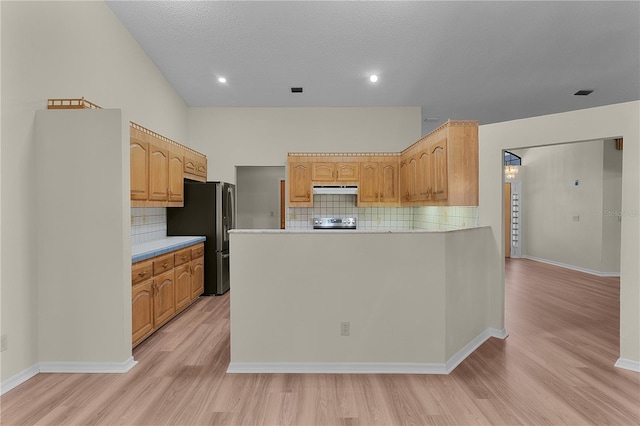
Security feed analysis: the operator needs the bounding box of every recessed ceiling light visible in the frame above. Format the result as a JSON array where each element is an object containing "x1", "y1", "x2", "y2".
[
  {"x1": 574, "y1": 89, "x2": 593, "y2": 96},
  {"x1": 369, "y1": 74, "x2": 379, "y2": 83},
  {"x1": 218, "y1": 77, "x2": 227, "y2": 83}
]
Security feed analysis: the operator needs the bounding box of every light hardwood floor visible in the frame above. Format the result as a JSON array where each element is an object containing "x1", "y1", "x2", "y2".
[{"x1": 1, "y1": 259, "x2": 639, "y2": 425}]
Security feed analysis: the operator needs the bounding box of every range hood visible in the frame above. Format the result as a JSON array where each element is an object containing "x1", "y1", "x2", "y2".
[{"x1": 312, "y1": 185, "x2": 358, "y2": 195}]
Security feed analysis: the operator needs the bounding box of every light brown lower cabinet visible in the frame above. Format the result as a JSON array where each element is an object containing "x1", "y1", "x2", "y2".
[
  {"x1": 131, "y1": 280, "x2": 153, "y2": 345},
  {"x1": 190, "y1": 248, "x2": 204, "y2": 299},
  {"x1": 132, "y1": 242, "x2": 205, "y2": 347}
]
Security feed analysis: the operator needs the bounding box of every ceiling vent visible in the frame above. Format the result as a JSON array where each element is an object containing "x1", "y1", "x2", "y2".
[
  {"x1": 574, "y1": 89, "x2": 594, "y2": 96},
  {"x1": 291, "y1": 87, "x2": 303, "y2": 93}
]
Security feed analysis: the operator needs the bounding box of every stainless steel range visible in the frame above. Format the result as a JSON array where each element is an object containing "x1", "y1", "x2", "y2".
[{"x1": 313, "y1": 217, "x2": 357, "y2": 230}]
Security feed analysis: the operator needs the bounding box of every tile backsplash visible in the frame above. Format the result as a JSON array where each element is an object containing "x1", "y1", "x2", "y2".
[
  {"x1": 131, "y1": 207, "x2": 167, "y2": 244},
  {"x1": 131, "y1": 199, "x2": 479, "y2": 243},
  {"x1": 413, "y1": 206, "x2": 479, "y2": 231},
  {"x1": 286, "y1": 195, "x2": 478, "y2": 230}
]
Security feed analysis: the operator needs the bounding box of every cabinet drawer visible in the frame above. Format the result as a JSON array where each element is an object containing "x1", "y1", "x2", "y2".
[
  {"x1": 153, "y1": 254, "x2": 174, "y2": 276},
  {"x1": 132, "y1": 260, "x2": 153, "y2": 285},
  {"x1": 174, "y1": 248, "x2": 192, "y2": 266},
  {"x1": 191, "y1": 243, "x2": 204, "y2": 259}
]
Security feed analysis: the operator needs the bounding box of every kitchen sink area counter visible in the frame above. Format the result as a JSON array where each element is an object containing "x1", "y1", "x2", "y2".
[{"x1": 229, "y1": 226, "x2": 506, "y2": 374}]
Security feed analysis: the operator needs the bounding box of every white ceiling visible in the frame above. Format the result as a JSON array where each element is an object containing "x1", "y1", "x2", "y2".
[{"x1": 107, "y1": 1, "x2": 640, "y2": 132}]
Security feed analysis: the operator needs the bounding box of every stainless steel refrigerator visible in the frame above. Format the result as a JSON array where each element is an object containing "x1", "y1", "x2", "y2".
[{"x1": 167, "y1": 181, "x2": 235, "y2": 295}]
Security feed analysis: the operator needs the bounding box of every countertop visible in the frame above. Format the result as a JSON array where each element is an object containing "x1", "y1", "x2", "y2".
[{"x1": 132, "y1": 236, "x2": 206, "y2": 263}]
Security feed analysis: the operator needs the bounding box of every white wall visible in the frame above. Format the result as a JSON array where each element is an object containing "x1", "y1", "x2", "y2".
[
  {"x1": 517, "y1": 141, "x2": 606, "y2": 271},
  {"x1": 36, "y1": 109, "x2": 131, "y2": 366},
  {"x1": 602, "y1": 140, "x2": 623, "y2": 273},
  {"x1": 479, "y1": 101, "x2": 640, "y2": 367},
  {"x1": 1, "y1": 1, "x2": 188, "y2": 384},
  {"x1": 187, "y1": 107, "x2": 422, "y2": 184},
  {"x1": 513, "y1": 140, "x2": 622, "y2": 274},
  {"x1": 229, "y1": 227, "x2": 499, "y2": 372}
]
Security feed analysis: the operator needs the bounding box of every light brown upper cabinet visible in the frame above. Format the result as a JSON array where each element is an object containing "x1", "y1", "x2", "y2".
[
  {"x1": 285, "y1": 119, "x2": 478, "y2": 209},
  {"x1": 400, "y1": 120, "x2": 477, "y2": 206},
  {"x1": 168, "y1": 152, "x2": 184, "y2": 203},
  {"x1": 429, "y1": 139, "x2": 448, "y2": 202},
  {"x1": 130, "y1": 138, "x2": 149, "y2": 201},
  {"x1": 400, "y1": 155, "x2": 418, "y2": 203},
  {"x1": 312, "y1": 162, "x2": 359, "y2": 182},
  {"x1": 148, "y1": 144, "x2": 170, "y2": 201},
  {"x1": 147, "y1": 144, "x2": 183, "y2": 205},
  {"x1": 288, "y1": 161, "x2": 313, "y2": 207},
  {"x1": 360, "y1": 159, "x2": 400, "y2": 206},
  {"x1": 130, "y1": 122, "x2": 207, "y2": 207},
  {"x1": 184, "y1": 151, "x2": 207, "y2": 181}
]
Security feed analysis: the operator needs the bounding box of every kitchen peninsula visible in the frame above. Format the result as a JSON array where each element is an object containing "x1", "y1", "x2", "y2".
[{"x1": 228, "y1": 226, "x2": 506, "y2": 374}]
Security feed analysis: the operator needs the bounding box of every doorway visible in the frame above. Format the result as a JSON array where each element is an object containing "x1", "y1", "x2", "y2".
[
  {"x1": 506, "y1": 140, "x2": 621, "y2": 274},
  {"x1": 236, "y1": 166, "x2": 286, "y2": 229}
]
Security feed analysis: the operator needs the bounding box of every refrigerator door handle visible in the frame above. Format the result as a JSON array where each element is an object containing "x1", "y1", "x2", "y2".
[{"x1": 221, "y1": 253, "x2": 230, "y2": 259}]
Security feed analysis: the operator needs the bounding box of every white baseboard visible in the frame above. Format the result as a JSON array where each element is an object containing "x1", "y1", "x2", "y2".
[
  {"x1": 615, "y1": 358, "x2": 640, "y2": 372},
  {"x1": 39, "y1": 356, "x2": 138, "y2": 373},
  {"x1": 0, "y1": 363, "x2": 40, "y2": 396},
  {"x1": 522, "y1": 255, "x2": 620, "y2": 277},
  {"x1": 227, "y1": 327, "x2": 508, "y2": 375},
  {"x1": 445, "y1": 327, "x2": 508, "y2": 373},
  {"x1": 1, "y1": 357, "x2": 137, "y2": 396},
  {"x1": 227, "y1": 361, "x2": 448, "y2": 374}
]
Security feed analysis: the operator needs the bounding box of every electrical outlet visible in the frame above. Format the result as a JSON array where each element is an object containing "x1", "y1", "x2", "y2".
[
  {"x1": 573, "y1": 215, "x2": 580, "y2": 222},
  {"x1": 377, "y1": 217, "x2": 382, "y2": 225},
  {"x1": 142, "y1": 215, "x2": 147, "y2": 224},
  {"x1": 1, "y1": 334, "x2": 8, "y2": 352},
  {"x1": 290, "y1": 213, "x2": 297, "y2": 220},
  {"x1": 340, "y1": 321, "x2": 350, "y2": 337}
]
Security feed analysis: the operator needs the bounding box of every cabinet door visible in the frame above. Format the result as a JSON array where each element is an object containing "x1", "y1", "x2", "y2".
[
  {"x1": 430, "y1": 139, "x2": 448, "y2": 201},
  {"x1": 289, "y1": 162, "x2": 312, "y2": 205},
  {"x1": 168, "y1": 152, "x2": 184, "y2": 202},
  {"x1": 130, "y1": 138, "x2": 149, "y2": 201},
  {"x1": 132, "y1": 280, "x2": 153, "y2": 345},
  {"x1": 174, "y1": 263, "x2": 191, "y2": 311},
  {"x1": 417, "y1": 150, "x2": 431, "y2": 200},
  {"x1": 148, "y1": 145, "x2": 169, "y2": 201},
  {"x1": 196, "y1": 159, "x2": 207, "y2": 179},
  {"x1": 379, "y1": 162, "x2": 399, "y2": 205},
  {"x1": 190, "y1": 256, "x2": 204, "y2": 300},
  {"x1": 336, "y1": 162, "x2": 359, "y2": 181},
  {"x1": 312, "y1": 162, "x2": 335, "y2": 181},
  {"x1": 184, "y1": 155, "x2": 198, "y2": 176},
  {"x1": 359, "y1": 163, "x2": 379, "y2": 203},
  {"x1": 153, "y1": 270, "x2": 175, "y2": 327},
  {"x1": 400, "y1": 159, "x2": 410, "y2": 203}
]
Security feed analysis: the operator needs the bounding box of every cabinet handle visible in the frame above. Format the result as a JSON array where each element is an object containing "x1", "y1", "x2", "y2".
[
  {"x1": 163, "y1": 262, "x2": 168, "y2": 268},
  {"x1": 138, "y1": 271, "x2": 147, "y2": 277},
  {"x1": 380, "y1": 194, "x2": 384, "y2": 202},
  {"x1": 306, "y1": 191, "x2": 310, "y2": 199}
]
